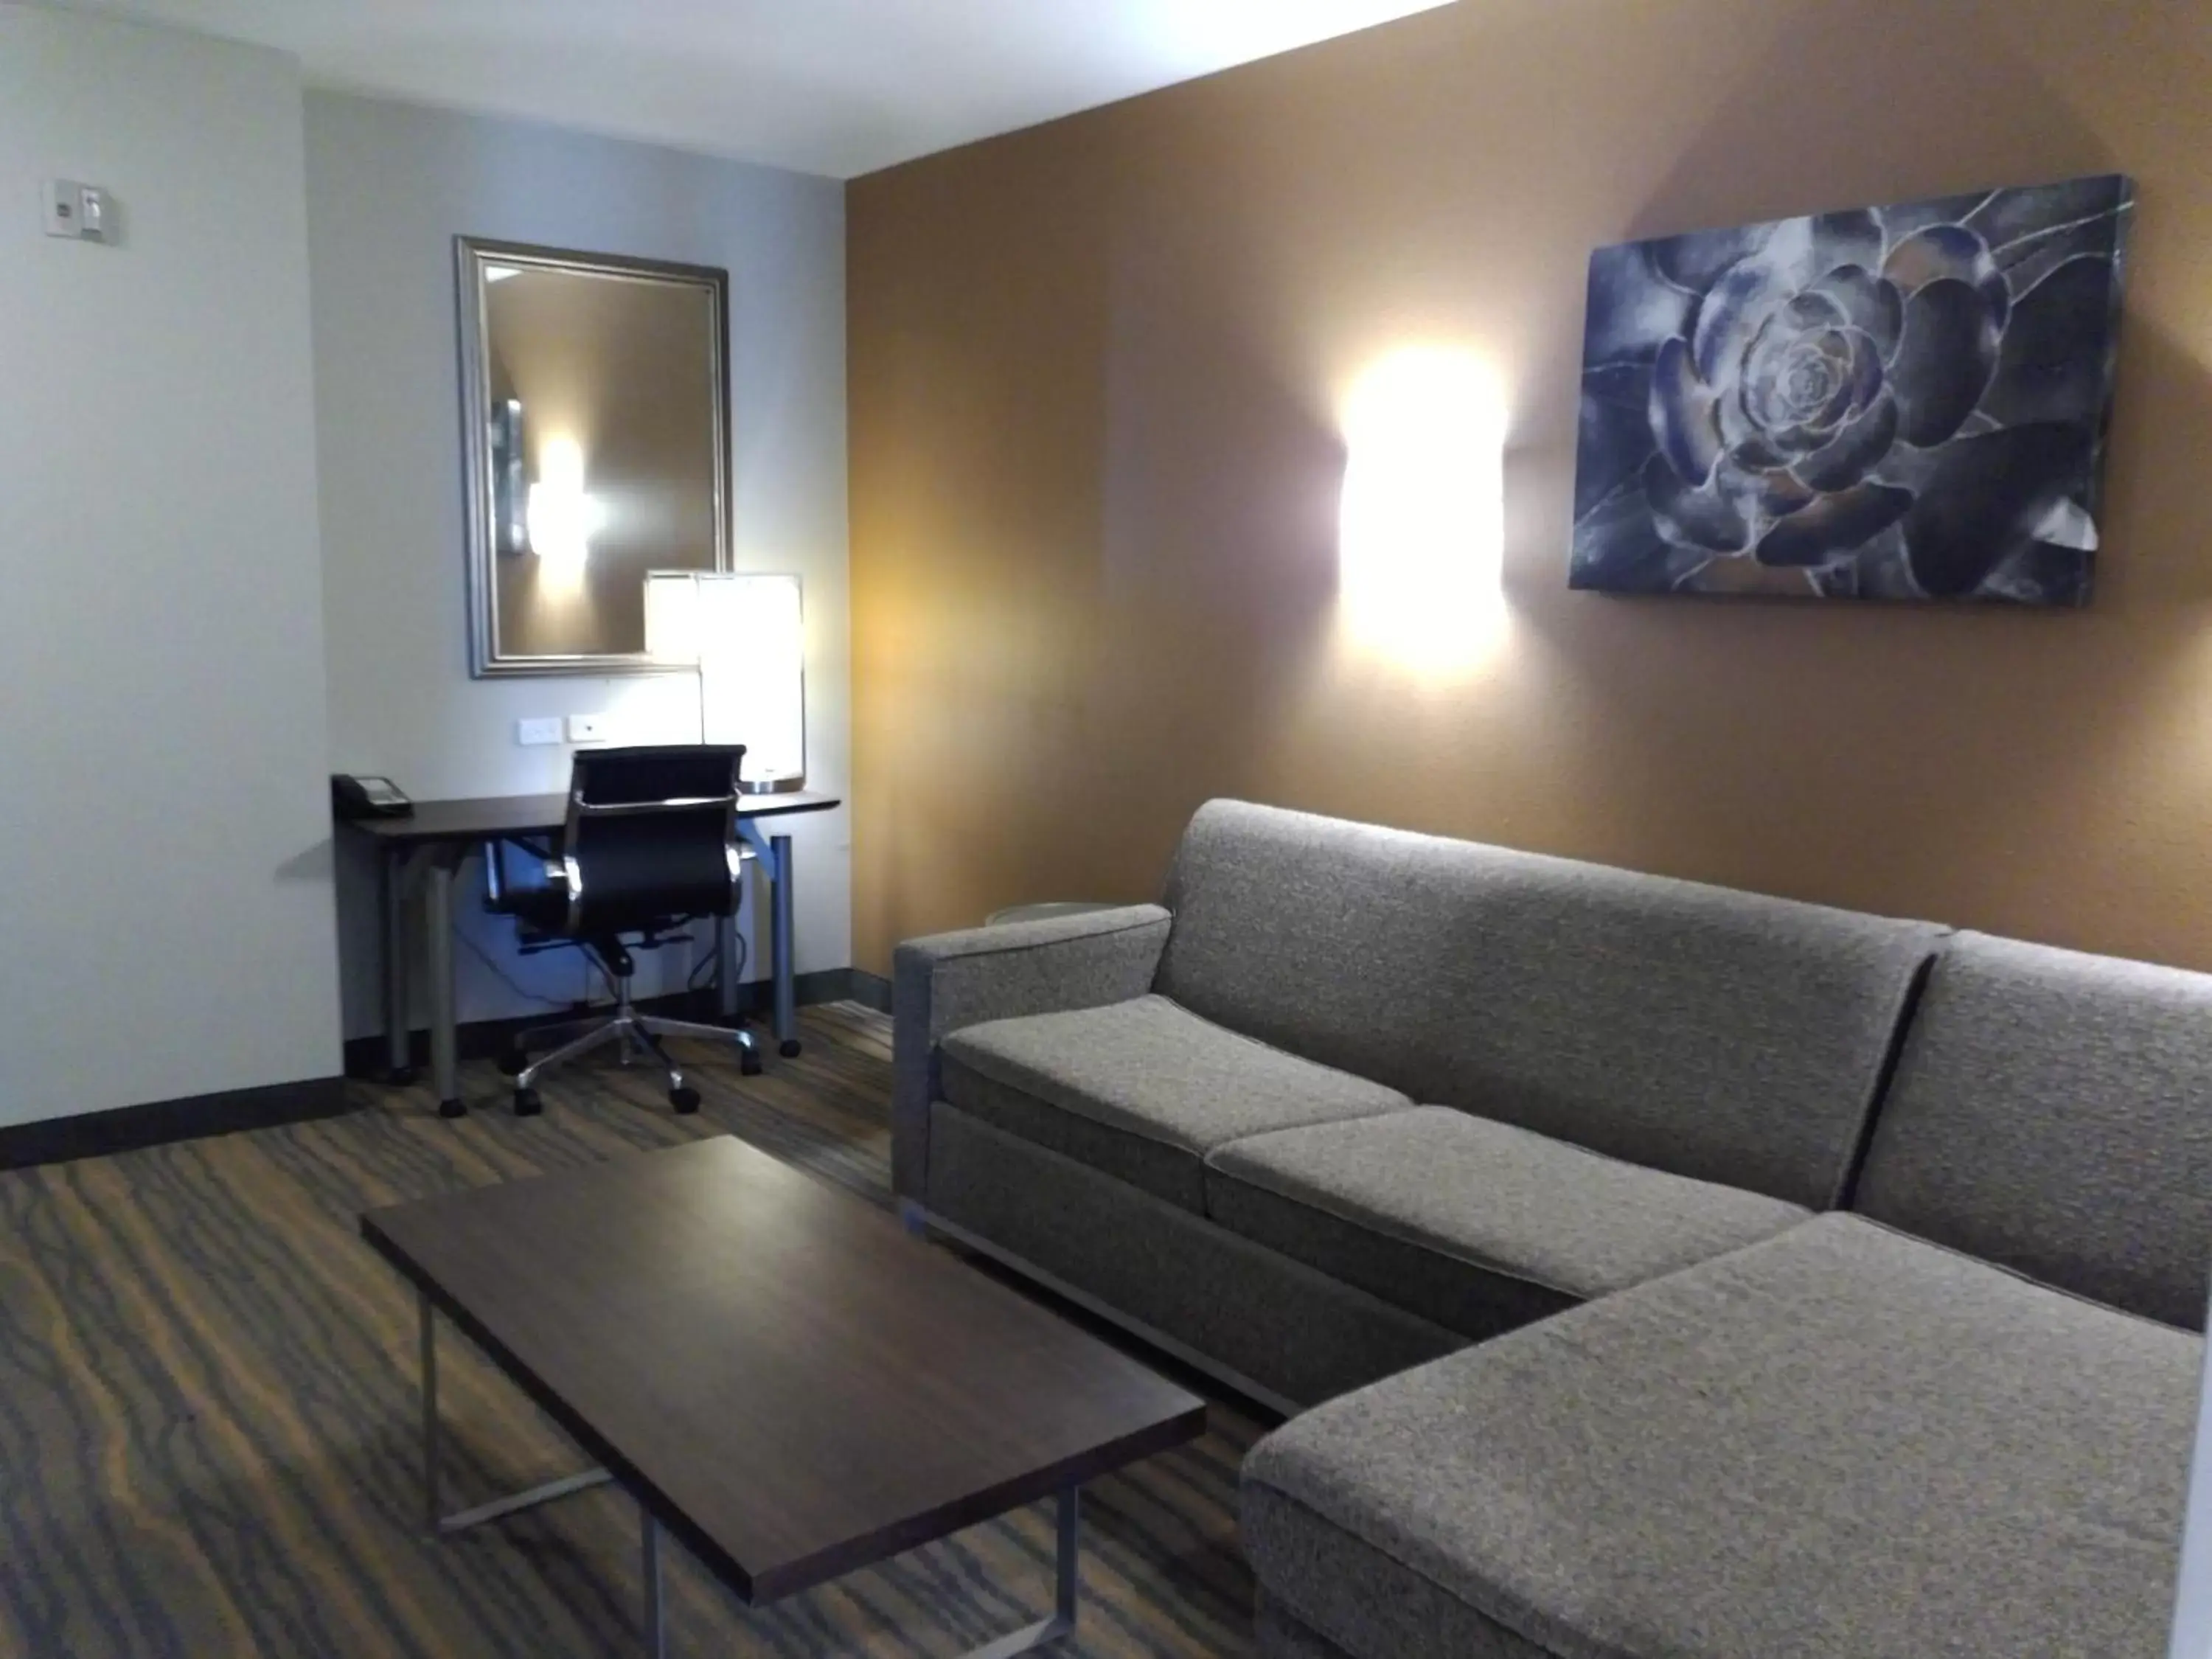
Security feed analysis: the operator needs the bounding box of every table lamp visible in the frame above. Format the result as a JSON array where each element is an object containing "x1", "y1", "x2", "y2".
[{"x1": 644, "y1": 570, "x2": 806, "y2": 793}]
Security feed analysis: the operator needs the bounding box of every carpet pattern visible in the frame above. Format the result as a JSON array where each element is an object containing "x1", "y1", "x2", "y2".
[{"x1": 0, "y1": 1004, "x2": 1260, "y2": 1657}]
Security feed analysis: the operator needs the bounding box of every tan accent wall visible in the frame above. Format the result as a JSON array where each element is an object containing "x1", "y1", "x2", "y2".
[{"x1": 848, "y1": 0, "x2": 2212, "y2": 975}]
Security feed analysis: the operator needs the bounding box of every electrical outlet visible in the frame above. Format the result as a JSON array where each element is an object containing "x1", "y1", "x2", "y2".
[
  {"x1": 566, "y1": 712, "x2": 611, "y2": 743},
  {"x1": 515, "y1": 717, "x2": 563, "y2": 746}
]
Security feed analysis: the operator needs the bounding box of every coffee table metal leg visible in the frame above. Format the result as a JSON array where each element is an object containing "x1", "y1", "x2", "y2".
[
  {"x1": 417, "y1": 1290, "x2": 613, "y2": 1537},
  {"x1": 958, "y1": 1486, "x2": 1080, "y2": 1659},
  {"x1": 1056, "y1": 1484, "x2": 1079, "y2": 1629},
  {"x1": 420, "y1": 1290, "x2": 441, "y2": 1535},
  {"x1": 642, "y1": 1505, "x2": 667, "y2": 1659},
  {"x1": 621, "y1": 1484, "x2": 1079, "y2": 1658}
]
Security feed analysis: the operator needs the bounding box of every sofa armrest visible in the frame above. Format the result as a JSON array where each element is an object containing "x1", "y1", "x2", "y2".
[{"x1": 892, "y1": 904, "x2": 1173, "y2": 1210}]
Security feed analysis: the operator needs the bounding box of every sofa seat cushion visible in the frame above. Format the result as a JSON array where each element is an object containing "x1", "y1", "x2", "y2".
[
  {"x1": 939, "y1": 995, "x2": 1408, "y2": 1211},
  {"x1": 1207, "y1": 1106, "x2": 1809, "y2": 1340},
  {"x1": 1243, "y1": 1214, "x2": 2196, "y2": 1659}
]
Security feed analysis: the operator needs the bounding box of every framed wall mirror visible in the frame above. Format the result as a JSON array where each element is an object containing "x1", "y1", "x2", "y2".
[{"x1": 456, "y1": 237, "x2": 731, "y2": 677}]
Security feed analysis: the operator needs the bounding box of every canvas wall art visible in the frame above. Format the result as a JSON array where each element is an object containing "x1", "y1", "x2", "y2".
[{"x1": 1569, "y1": 175, "x2": 2133, "y2": 603}]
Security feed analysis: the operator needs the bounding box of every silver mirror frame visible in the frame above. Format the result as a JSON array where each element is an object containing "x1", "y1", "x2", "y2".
[{"x1": 456, "y1": 236, "x2": 733, "y2": 678}]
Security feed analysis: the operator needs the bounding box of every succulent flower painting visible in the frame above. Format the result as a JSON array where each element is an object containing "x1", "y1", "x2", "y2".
[{"x1": 1570, "y1": 175, "x2": 2132, "y2": 603}]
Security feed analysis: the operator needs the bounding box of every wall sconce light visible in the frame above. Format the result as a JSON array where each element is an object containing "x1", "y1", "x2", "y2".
[
  {"x1": 644, "y1": 570, "x2": 807, "y2": 793},
  {"x1": 1338, "y1": 346, "x2": 1508, "y2": 669},
  {"x1": 527, "y1": 437, "x2": 605, "y2": 577},
  {"x1": 490, "y1": 398, "x2": 528, "y2": 556}
]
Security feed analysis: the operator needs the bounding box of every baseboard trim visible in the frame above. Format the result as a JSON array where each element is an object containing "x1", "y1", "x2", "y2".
[
  {"x1": 846, "y1": 969, "x2": 892, "y2": 1012},
  {"x1": 341, "y1": 968, "x2": 863, "y2": 1078},
  {"x1": 0, "y1": 1075, "x2": 352, "y2": 1172}
]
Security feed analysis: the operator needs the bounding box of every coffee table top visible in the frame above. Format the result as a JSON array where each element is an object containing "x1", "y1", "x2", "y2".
[{"x1": 360, "y1": 1137, "x2": 1206, "y2": 1604}]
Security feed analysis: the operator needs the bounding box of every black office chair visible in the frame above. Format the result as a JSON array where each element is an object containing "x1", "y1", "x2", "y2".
[{"x1": 501, "y1": 745, "x2": 762, "y2": 1116}]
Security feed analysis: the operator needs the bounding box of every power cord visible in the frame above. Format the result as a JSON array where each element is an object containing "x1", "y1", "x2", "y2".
[
  {"x1": 689, "y1": 927, "x2": 747, "y2": 991},
  {"x1": 454, "y1": 906, "x2": 743, "y2": 1012},
  {"x1": 455, "y1": 927, "x2": 602, "y2": 1012}
]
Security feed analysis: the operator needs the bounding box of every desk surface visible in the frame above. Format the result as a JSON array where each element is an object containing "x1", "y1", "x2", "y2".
[
  {"x1": 344, "y1": 787, "x2": 840, "y2": 844},
  {"x1": 362, "y1": 1138, "x2": 1203, "y2": 1604}
]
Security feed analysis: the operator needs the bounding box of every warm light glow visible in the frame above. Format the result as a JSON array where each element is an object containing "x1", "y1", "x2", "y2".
[
  {"x1": 1338, "y1": 347, "x2": 1508, "y2": 671},
  {"x1": 644, "y1": 570, "x2": 704, "y2": 665},
  {"x1": 704, "y1": 574, "x2": 806, "y2": 785},
  {"x1": 643, "y1": 571, "x2": 807, "y2": 785},
  {"x1": 527, "y1": 437, "x2": 605, "y2": 581}
]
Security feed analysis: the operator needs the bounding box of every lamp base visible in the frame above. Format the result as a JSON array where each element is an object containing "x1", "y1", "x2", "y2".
[{"x1": 739, "y1": 773, "x2": 805, "y2": 796}]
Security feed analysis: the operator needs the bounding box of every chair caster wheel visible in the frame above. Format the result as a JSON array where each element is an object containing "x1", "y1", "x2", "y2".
[
  {"x1": 438, "y1": 1098, "x2": 467, "y2": 1120},
  {"x1": 740, "y1": 1051, "x2": 763, "y2": 1077},
  {"x1": 670, "y1": 1086, "x2": 702, "y2": 1115},
  {"x1": 512, "y1": 1088, "x2": 543, "y2": 1118},
  {"x1": 496, "y1": 1048, "x2": 526, "y2": 1077},
  {"x1": 779, "y1": 1040, "x2": 801, "y2": 1059}
]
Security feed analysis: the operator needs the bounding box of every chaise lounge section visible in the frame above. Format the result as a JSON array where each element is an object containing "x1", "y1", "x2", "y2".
[{"x1": 1243, "y1": 930, "x2": 2212, "y2": 1657}]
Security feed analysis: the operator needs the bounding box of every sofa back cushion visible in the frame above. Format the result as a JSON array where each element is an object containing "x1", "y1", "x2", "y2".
[
  {"x1": 1154, "y1": 801, "x2": 1941, "y2": 1209},
  {"x1": 1854, "y1": 931, "x2": 2212, "y2": 1328}
]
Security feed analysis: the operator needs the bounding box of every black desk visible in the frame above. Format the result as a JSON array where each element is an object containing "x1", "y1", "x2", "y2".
[{"x1": 347, "y1": 790, "x2": 841, "y2": 1116}]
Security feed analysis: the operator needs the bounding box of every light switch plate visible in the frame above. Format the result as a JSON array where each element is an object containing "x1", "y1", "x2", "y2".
[
  {"x1": 43, "y1": 178, "x2": 84, "y2": 237},
  {"x1": 515, "y1": 717, "x2": 563, "y2": 746},
  {"x1": 566, "y1": 713, "x2": 611, "y2": 743}
]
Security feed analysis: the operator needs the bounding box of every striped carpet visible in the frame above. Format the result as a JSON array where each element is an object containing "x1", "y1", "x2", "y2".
[{"x1": 0, "y1": 1004, "x2": 1262, "y2": 1658}]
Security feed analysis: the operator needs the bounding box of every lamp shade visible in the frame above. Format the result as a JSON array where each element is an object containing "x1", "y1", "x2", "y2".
[{"x1": 644, "y1": 570, "x2": 806, "y2": 790}]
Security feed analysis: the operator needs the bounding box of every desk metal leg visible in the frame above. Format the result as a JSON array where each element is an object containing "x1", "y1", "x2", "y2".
[
  {"x1": 738, "y1": 821, "x2": 803, "y2": 1059},
  {"x1": 381, "y1": 848, "x2": 416, "y2": 1085},
  {"x1": 423, "y1": 851, "x2": 465, "y2": 1119},
  {"x1": 716, "y1": 914, "x2": 741, "y2": 1023},
  {"x1": 770, "y1": 832, "x2": 799, "y2": 1057}
]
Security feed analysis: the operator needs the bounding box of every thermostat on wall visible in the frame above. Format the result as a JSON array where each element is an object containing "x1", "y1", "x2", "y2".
[{"x1": 43, "y1": 179, "x2": 111, "y2": 243}]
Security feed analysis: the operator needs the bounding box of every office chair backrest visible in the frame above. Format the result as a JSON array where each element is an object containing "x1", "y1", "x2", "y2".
[{"x1": 560, "y1": 745, "x2": 746, "y2": 937}]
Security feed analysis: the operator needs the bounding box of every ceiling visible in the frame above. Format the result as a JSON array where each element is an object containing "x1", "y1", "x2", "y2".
[{"x1": 63, "y1": 0, "x2": 1460, "y2": 178}]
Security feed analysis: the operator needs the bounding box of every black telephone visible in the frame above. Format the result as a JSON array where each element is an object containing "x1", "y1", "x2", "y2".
[{"x1": 332, "y1": 774, "x2": 414, "y2": 820}]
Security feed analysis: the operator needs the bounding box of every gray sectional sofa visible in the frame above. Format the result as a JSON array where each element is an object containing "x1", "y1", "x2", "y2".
[{"x1": 892, "y1": 799, "x2": 2212, "y2": 1658}]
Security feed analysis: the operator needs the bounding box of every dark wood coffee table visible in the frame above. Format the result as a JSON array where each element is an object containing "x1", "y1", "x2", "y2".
[{"x1": 360, "y1": 1137, "x2": 1206, "y2": 1656}]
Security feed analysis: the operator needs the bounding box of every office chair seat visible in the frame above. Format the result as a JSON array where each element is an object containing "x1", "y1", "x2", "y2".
[{"x1": 506, "y1": 885, "x2": 689, "y2": 942}]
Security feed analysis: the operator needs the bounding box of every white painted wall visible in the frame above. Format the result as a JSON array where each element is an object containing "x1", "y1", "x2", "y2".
[
  {"x1": 0, "y1": 6, "x2": 342, "y2": 1128},
  {"x1": 305, "y1": 93, "x2": 850, "y2": 1039}
]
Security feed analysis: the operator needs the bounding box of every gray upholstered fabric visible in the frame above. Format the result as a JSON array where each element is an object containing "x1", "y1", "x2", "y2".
[
  {"x1": 1855, "y1": 929, "x2": 2212, "y2": 1329},
  {"x1": 1206, "y1": 1106, "x2": 1809, "y2": 1339},
  {"x1": 1256, "y1": 1599, "x2": 1366, "y2": 1659},
  {"x1": 890, "y1": 904, "x2": 1170, "y2": 1202},
  {"x1": 1244, "y1": 1214, "x2": 2197, "y2": 1659},
  {"x1": 927, "y1": 1103, "x2": 1463, "y2": 1406},
  {"x1": 1156, "y1": 800, "x2": 1942, "y2": 1207},
  {"x1": 936, "y1": 1055, "x2": 1210, "y2": 1213},
  {"x1": 1256, "y1": 1591, "x2": 1546, "y2": 1659},
  {"x1": 1251, "y1": 1535, "x2": 1551, "y2": 1659},
  {"x1": 939, "y1": 995, "x2": 1408, "y2": 1211},
  {"x1": 1209, "y1": 1175, "x2": 1570, "y2": 1341}
]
